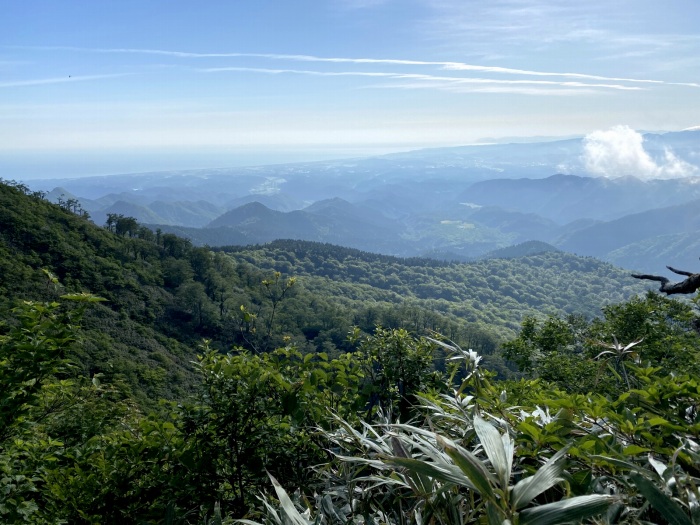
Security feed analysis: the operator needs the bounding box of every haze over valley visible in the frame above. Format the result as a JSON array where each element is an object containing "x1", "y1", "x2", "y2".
[
  {"x1": 5, "y1": 2, "x2": 700, "y2": 522},
  {"x1": 23, "y1": 127, "x2": 700, "y2": 275}
]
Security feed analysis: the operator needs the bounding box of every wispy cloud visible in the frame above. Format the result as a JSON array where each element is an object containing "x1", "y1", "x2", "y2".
[
  {"x1": 13, "y1": 45, "x2": 699, "y2": 89},
  {"x1": 0, "y1": 73, "x2": 130, "y2": 88},
  {"x1": 202, "y1": 66, "x2": 644, "y2": 92},
  {"x1": 421, "y1": 0, "x2": 700, "y2": 71},
  {"x1": 370, "y1": 82, "x2": 600, "y2": 96}
]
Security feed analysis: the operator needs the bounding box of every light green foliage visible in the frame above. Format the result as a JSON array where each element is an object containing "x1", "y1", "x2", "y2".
[
  {"x1": 235, "y1": 272, "x2": 298, "y2": 353},
  {"x1": 175, "y1": 344, "x2": 366, "y2": 517},
  {"x1": 0, "y1": 296, "x2": 131, "y2": 524},
  {"x1": 245, "y1": 319, "x2": 700, "y2": 524},
  {"x1": 4, "y1": 289, "x2": 700, "y2": 523},
  {"x1": 0, "y1": 297, "x2": 97, "y2": 442},
  {"x1": 503, "y1": 292, "x2": 700, "y2": 394},
  {"x1": 227, "y1": 239, "x2": 648, "y2": 339},
  {"x1": 243, "y1": 347, "x2": 616, "y2": 525}
]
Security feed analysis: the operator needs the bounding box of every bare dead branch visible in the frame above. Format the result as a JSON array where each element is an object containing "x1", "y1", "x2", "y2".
[{"x1": 632, "y1": 264, "x2": 700, "y2": 295}]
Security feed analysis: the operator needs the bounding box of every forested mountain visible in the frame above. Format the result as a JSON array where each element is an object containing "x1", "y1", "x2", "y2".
[
  {"x1": 24, "y1": 130, "x2": 700, "y2": 267},
  {"x1": 0, "y1": 178, "x2": 650, "y2": 404},
  {"x1": 556, "y1": 198, "x2": 700, "y2": 270},
  {"x1": 3, "y1": 178, "x2": 700, "y2": 523},
  {"x1": 478, "y1": 240, "x2": 561, "y2": 260},
  {"x1": 462, "y1": 174, "x2": 700, "y2": 223},
  {"x1": 150, "y1": 181, "x2": 700, "y2": 274},
  {"x1": 205, "y1": 199, "x2": 406, "y2": 253},
  {"x1": 605, "y1": 231, "x2": 700, "y2": 275},
  {"x1": 223, "y1": 240, "x2": 647, "y2": 336}
]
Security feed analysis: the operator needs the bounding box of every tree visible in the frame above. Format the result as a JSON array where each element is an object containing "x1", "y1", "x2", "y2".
[
  {"x1": 114, "y1": 215, "x2": 138, "y2": 237},
  {"x1": 105, "y1": 213, "x2": 118, "y2": 232},
  {"x1": 177, "y1": 346, "x2": 362, "y2": 516},
  {"x1": 0, "y1": 296, "x2": 103, "y2": 443},
  {"x1": 177, "y1": 281, "x2": 216, "y2": 328},
  {"x1": 354, "y1": 327, "x2": 437, "y2": 421},
  {"x1": 503, "y1": 293, "x2": 700, "y2": 394},
  {"x1": 234, "y1": 272, "x2": 297, "y2": 353}
]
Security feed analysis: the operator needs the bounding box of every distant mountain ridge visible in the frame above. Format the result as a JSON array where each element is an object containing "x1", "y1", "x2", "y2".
[
  {"x1": 462, "y1": 174, "x2": 700, "y2": 223},
  {"x1": 479, "y1": 241, "x2": 561, "y2": 260},
  {"x1": 23, "y1": 129, "x2": 700, "y2": 271}
]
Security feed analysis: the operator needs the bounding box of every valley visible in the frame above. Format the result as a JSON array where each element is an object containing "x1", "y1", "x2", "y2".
[{"x1": 22, "y1": 129, "x2": 700, "y2": 275}]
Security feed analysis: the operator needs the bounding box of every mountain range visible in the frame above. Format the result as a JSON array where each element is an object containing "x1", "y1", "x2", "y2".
[{"x1": 21, "y1": 129, "x2": 700, "y2": 275}]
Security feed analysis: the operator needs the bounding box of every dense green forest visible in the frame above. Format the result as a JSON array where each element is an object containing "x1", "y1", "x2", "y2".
[
  {"x1": 0, "y1": 179, "x2": 648, "y2": 401},
  {"x1": 2, "y1": 178, "x2": 700, "y2": 524}
]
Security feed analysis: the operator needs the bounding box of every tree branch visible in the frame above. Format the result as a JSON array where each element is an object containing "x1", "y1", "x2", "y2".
[{"x1": 632, "y1": 262, "x2": 700, "y2": 295}]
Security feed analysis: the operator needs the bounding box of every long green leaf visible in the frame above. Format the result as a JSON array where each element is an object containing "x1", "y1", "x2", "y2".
[
  {"x1": 512, "y1": 446, "x2": 568, "y2": 510},
  {"x1": 631, "y1": 473, "x2": 693, "y2": 525},
  {"x1": 267, "y1": 472, "x2": 312, "y2": 525},
  {"x1": 486, "y1": 501, "x2": 504, "y2": 525},
  {"x1": 590, "y1": 454, "x2": 651, "y2": 473},
  {"x1": 438, "y1": 434, "x2": 496, "y2": 500},
  {"x1": 388, "y1": 455, "x2": 477, "y2": 491},
  {"x1": 519, "y1": 495, "x2": 613, "y2": 525},
  {"x1": 474, "y1": 415, "x2": 511, "y2": 488}
]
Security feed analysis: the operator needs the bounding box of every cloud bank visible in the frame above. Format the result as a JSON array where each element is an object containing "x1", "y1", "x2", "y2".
[{"x1": 583, "y1": 125, "x2": 698, "y2": 179}]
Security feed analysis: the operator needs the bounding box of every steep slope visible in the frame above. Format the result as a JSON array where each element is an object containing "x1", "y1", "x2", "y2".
[
  {"x1": 605, "y1": 232, "x2": 700, "y2": 276},
  {"x1": 205, "y1": 200, "x2": 406, "y2": 253},
  {"x1": 556, "y1": 198, "x2": 700, "y2": 258},
  {"x1": 468, "y1": 207, "x2": 561, "y2": 243},
  {"x1": 0, "y1": 182, "x2": 197, "y2": 405},
  {"x1": 462, "y1": 174, "x2": 700, "y2": 223},
  {"x1": 149, "y1": 200, "x2": 225, "y2": 227}
]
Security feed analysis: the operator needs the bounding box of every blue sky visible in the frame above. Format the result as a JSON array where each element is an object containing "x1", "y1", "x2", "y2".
[{"x1": 2, "y1": 0, "x2": 699, "y2": 177}]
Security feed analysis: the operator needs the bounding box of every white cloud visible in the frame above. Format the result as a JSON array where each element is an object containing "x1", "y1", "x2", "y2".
[
  {"x1": 0, "y1": 73, "x2": 130, "y2": 88},
  {"x1": 17, "y1": 46, "x2": 700, "y2": 88},
  {"x1": 201, "y1": 66, "x2": 642, "y2": 92},
  {"x1": 583, "y1": 125, "x2": 698, "y2": 179}
]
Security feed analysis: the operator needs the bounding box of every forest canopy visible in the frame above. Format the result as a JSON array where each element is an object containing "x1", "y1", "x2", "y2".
[{"x1": 1, "y1": 179, "x2": 699, "y2": 524}]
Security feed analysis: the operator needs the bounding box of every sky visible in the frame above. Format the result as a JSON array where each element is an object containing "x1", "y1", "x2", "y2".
[{"x1": 2, "y1": 0, "x2": 700, "y2": 178}]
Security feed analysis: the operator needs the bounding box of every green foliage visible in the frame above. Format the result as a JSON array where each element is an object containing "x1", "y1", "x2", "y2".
[
  {"x1": 0, "y1": 297, "x2": 134, "y2": 524},
  {"x1": 224, "y1": 239, "x2": 648, "y2": 338},
  {"x1": 243, "y1": 329, "x2": 700, "y2": 524},
  {"x1": 5, "y1": 178, "x2": 700, "y2": 524},
  {"x1": 503, "y1": 292, "x2": 700, "y2": 394},
  {"x1": 354, "y1": 327, "x2": 439, "y2": 421},
  {"x1": 172, "y1": 344, "x2": 367, "y2": 517},
  {"x1": 3, "y1": 286, "x2": 700, "y2": 523},
  {"x1": 0, "y1": 297, "x2": 97, "y2": 443}
]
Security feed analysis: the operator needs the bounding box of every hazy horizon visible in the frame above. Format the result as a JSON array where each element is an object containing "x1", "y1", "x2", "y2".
[{"x1": 3, "y1": 0, "x2": 699, "y2": 180}]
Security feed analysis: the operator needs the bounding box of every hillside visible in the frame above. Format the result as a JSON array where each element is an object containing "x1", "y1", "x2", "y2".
[
  {"x1": 605, "y1": 232, "x2": 700, "y2": 276},
  {"x1": 223, "y1": 240, "x2": 649, "y2": 336},
  {"x1": 0, "y1": 179, "x2": 651, "y2": 373},
  {"x1": 479, "y1": 240, "x2": 561, "y2": 260},
  {"x1": 3, "y1": 179, "x2": 699, "y2": 524},
  {"x1": 556, "y1": 197, "x2": 700, "y2": 261},
  {"x1": 21, "y1": 130, "x2": 700, "y2": 264},
  {"x1": 462, "y1": 174, "x2": 700, "y2": 223}
]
